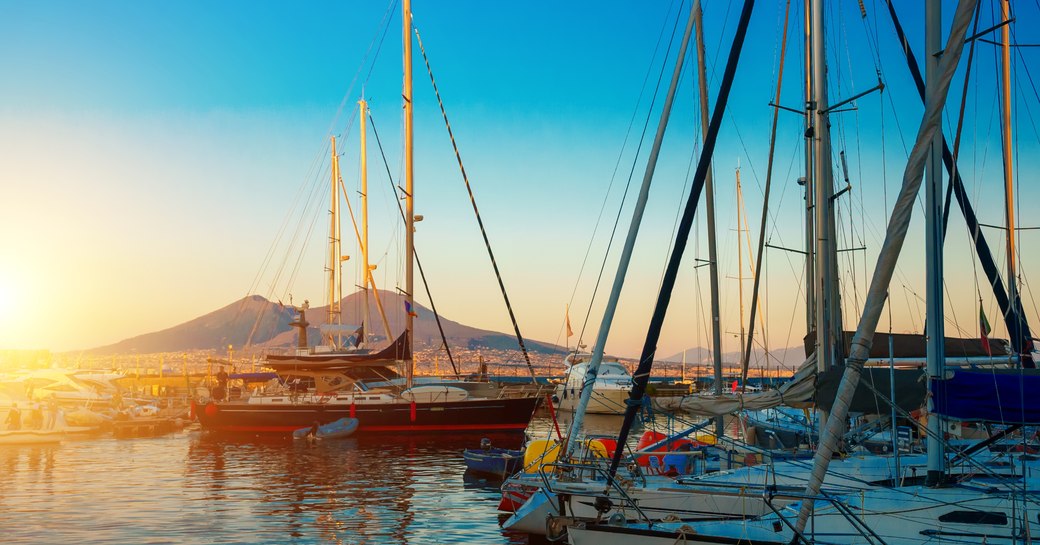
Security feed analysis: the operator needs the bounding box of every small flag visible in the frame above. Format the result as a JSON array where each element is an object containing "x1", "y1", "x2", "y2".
[
  {"x1": 980, "y1": 306, "x2": 992, "y2": 356},
  {"x1": 566, "y1": 306, "x2": 574, "y2": 338},
  {"x1": 404, "y1": 300, "x2": 418, "y2": 318},
  {"x1": 352, "y1": 323, "x2": 364, "y2": 348},
  {"x1": 731, "y1": 380, "x2": 739, "y2": 393}
]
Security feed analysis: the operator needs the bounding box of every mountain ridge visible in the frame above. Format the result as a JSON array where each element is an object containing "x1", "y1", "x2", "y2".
[{"x1": 88, "y1": 291, "x2": 565, "y2": 356}]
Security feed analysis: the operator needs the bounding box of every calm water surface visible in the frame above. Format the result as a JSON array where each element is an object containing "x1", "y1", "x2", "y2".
[
  {"x1": 0, "y1": 412, "x2": 705, "y2": 544},
  {"x1": 0, "y1": 426, "x2": 544, "y2": 544}
]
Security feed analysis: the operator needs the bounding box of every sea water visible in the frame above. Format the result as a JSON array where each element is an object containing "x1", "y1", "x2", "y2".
[
  {"x1": 0, "y1": 427, "x2": 536, "y2": 544},
  {"x1": 0, "y1": 411, "x2": 708, "y2": 544}
]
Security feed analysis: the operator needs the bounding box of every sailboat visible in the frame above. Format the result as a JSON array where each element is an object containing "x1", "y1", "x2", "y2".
[
  {"x1": 193, "y1": 0, "x2": 541, "y2": 436},
  {"x1": 567, "y1": 0, "x2": 1040, "y2": 543}
]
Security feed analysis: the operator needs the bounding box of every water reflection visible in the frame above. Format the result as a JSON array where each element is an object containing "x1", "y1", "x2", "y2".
[
  {"x1": 0, "y1": 426, "x2": 545, "y2": 544},
  {"x1": 183, "y1": 431, "x2": 527, "y2": 544}
]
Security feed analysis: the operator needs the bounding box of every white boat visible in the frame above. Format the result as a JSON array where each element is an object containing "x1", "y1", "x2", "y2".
[
  {"x1": 505, "y1": 450, "x2": 1019, "y2": 536},
  {"x1": 568, "y1": 474, "x2": 1040, "y2": 545},
  {"x1": 555, "y1": 353, "x2": 632, "y2": 415}
]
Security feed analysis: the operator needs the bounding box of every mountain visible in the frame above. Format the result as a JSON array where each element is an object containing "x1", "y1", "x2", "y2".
[
  {"x1": 89, "y1": 291, "x2": 564, "y2": 356},
  {"x1": 90, "y1": 295, "x2": 295, "y2": 355}
]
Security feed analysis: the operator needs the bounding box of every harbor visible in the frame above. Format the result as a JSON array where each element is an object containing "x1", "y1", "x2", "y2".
[{"x1": 3, "y1": 0, "x2": 1040, "y2": 544}]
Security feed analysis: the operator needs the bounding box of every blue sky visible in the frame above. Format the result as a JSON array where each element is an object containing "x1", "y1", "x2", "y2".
[{"x1": 0, "y1": 0, "x2": 1037, "y2": 365}]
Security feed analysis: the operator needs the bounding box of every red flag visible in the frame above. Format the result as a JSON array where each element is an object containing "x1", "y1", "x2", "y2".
[
  {"x1": 731, "y1": 380, "x2": 739, "y2": 392},
  {"x1": 980, "y1": 306, "x2": 992, "y2": 356},
  {"x1": 566, "y1": 306, "x2": 574, "y2": 338}
]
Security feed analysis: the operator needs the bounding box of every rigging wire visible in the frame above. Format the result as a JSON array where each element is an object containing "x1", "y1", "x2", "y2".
[
  {"x1": 413, "y1": 26, "x2": 537, "y2": 382},
  {"x1": 571, "y1": 0, "x2": 687, "y2": 353},
  {"x1": 551, "y1": 0, "x2": 681, "y2": 351},
  {"x1": 237, "y1": 1, "x2": 398, "y2": 348},
  {"x1": 741, "y1": 0, "x2": 791, "y2": 387},
  {"x1": 367, "y1": 112, "x2": 460, "y2": 379}
]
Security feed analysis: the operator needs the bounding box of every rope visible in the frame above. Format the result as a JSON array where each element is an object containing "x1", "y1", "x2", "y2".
[
  {"x1": 413, "y1": 27, "x2": 538, "y2": 383},
  {"x1": 367, "y1": 112, "x2": 460, "y2": 379}
]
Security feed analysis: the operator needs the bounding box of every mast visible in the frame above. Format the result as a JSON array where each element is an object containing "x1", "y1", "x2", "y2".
[
  {"x1": 359, "y1": 98, "x2": 372, "y2": 347},
  {"x1": 924, "y1": 0, "x2": 945, "y2": 486},
  {"x1": 736, "y1": 164, "x2": 747, "y2": 388},
  {"x1": 802, "y1": 0, "x2": 815, "y2": 338},
  {"x1": 328, "y1": 136, "x2": 342, "y2": 347},
  {"x1": 563, "y1": 2, "x2": 700, "y2": 460},
  {"x1": 607, "y1": 0, "x2": 758, "y2": 480},
  {"x1": 1000, "y1": 0, "x2": 1019, "y2": 359},
  {"x1": 403, "y1": 0, "x2": 415, "y2": 388},
  {"x1": 810, "y1": 0, "x2": 841, "y2": 427},
  {"x1": 693, "y1": 0, "x2": 725, "y2": 438},
  {"x1": 793, "y1": 0, "x2": 976, "y2": 530}
]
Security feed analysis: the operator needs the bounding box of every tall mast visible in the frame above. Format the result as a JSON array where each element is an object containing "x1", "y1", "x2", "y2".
[
  {"x1": 328, "y1": 135, "x2": 342, "y2": 346},
  {"x1": 810, "y1": 0, "x2": 841, "y2": 421},
  {"x1": 924, "y1": 0, "x2": 946, "y2": 486},
  {"x1": 736, "y1": 164, "x2": 747, "y2": 387},
  {"x1": 802, "y1": 0, "x2": 815, "y2": 337},
  {"x1": 402, "y1": 0, "x2": 415, "y2": 387},
  {"x1": 359, "y1": 98, "x2": 372, "y2": 347},
  {"x1": 1000, "y1": 0, "x2": 1019, "y2": 350},
  {"x1": 693, "y1": 0, "x2": 725, "y2": 438}
]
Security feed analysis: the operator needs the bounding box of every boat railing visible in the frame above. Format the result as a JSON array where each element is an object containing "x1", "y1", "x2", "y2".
[
  {"x1": 495, "y1": 383, "x2": 549, "y2": 399},
  {"x1": 537, "y1": 460, "x2": 654, "y2": 527},
  {"x1": 760, "y1": 487, "x2": 890, "y2": 545}
]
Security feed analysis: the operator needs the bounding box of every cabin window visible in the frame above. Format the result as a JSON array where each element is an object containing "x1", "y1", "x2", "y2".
[{"x1": 938, "y1": 511, "x2": 1007, "y2": 525}]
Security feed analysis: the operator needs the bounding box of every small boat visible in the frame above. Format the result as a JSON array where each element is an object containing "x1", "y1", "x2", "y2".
[
  {"x1": 463, "y1": 439, "x2": 523, "y2": 480},
  {"x1": 292, "y1": 417, "x2": 359, "y2": 441},
  {"x1": 0, "y1": 429, "x2": 63, "y2": 445}
]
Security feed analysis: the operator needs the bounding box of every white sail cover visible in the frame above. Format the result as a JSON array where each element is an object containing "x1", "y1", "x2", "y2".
[{"x1": 676, "y1": 353, "x2": 817, "y2": 416}]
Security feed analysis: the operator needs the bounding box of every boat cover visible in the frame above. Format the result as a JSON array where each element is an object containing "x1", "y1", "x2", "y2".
[
  {"x1": 265, "y1": 331, "x2": 410, "y2": 371},
  {"x1": 803, "y1": 331, "x2": 1009, "y2": 359},
  {"x1": 815, "y1": 366, "x2": 926, "y2": 414},
  {"x1": 932, "y1": 368, "x2": 1040, "y2": 424},
  {"x1": 677, "y1": 353, "x2": 816, "y2": 416}
]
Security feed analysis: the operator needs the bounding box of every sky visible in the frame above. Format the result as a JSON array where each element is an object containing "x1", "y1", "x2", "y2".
[{"x1": 1, "y1": 0, "x2": 1038, "y2": 365}]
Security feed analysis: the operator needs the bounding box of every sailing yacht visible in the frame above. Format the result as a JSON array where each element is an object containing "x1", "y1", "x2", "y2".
[
  {"x1": 564, "y1": 1, "x2": 1040, "y2": 544},
  {"x1": 193, "y1": 0, "x2": 541, "y2": 436}
]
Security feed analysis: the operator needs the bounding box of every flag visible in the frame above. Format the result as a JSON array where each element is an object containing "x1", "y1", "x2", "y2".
[
  {"x1": 352, "y1": 323, "x2": 364, "y2": 348},
  {"x1": 566, "y1": 306, "x2": 574, "y2": 338},
  {"x1": 404, "y1": 300, "x2": 418, "y2": 318},
  {"x1": 980, "y1": 306, "x2": 992, "y2": 356}
]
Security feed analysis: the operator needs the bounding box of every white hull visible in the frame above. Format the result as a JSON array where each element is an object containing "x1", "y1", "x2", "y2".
[
  {"x1": 569, "y1": 481, "x2": 1040, "y2": 545},
  {"x1": 555, "y1": 388, "x2": 629, "y2": 415},
  {"x1": 515, "y1": 453, "x2": 1018, "y2": 537}
]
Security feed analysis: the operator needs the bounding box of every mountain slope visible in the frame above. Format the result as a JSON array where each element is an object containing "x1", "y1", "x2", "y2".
[{"x1": 89, "y1": 291, "x2": 563, "y2": 355}]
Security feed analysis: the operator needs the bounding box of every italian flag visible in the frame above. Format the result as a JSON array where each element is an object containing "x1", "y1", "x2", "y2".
[{"x1": 980, "y1": 306, "x2": 992, "y2": 356}]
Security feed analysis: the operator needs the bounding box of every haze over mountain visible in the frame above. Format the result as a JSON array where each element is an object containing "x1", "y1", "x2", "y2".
[{"x1": 89, "y1": 290, "x2": 564, "y2": 356}]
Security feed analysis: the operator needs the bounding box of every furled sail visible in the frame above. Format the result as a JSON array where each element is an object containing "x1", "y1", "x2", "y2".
[{"x1": 676, "y1": 354, "x2": 817, "y2": 416}]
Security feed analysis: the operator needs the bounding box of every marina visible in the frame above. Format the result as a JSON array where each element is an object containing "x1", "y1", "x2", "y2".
[{"x1": 3, "y1": 0, "x2": 1040, "y2": 544}]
